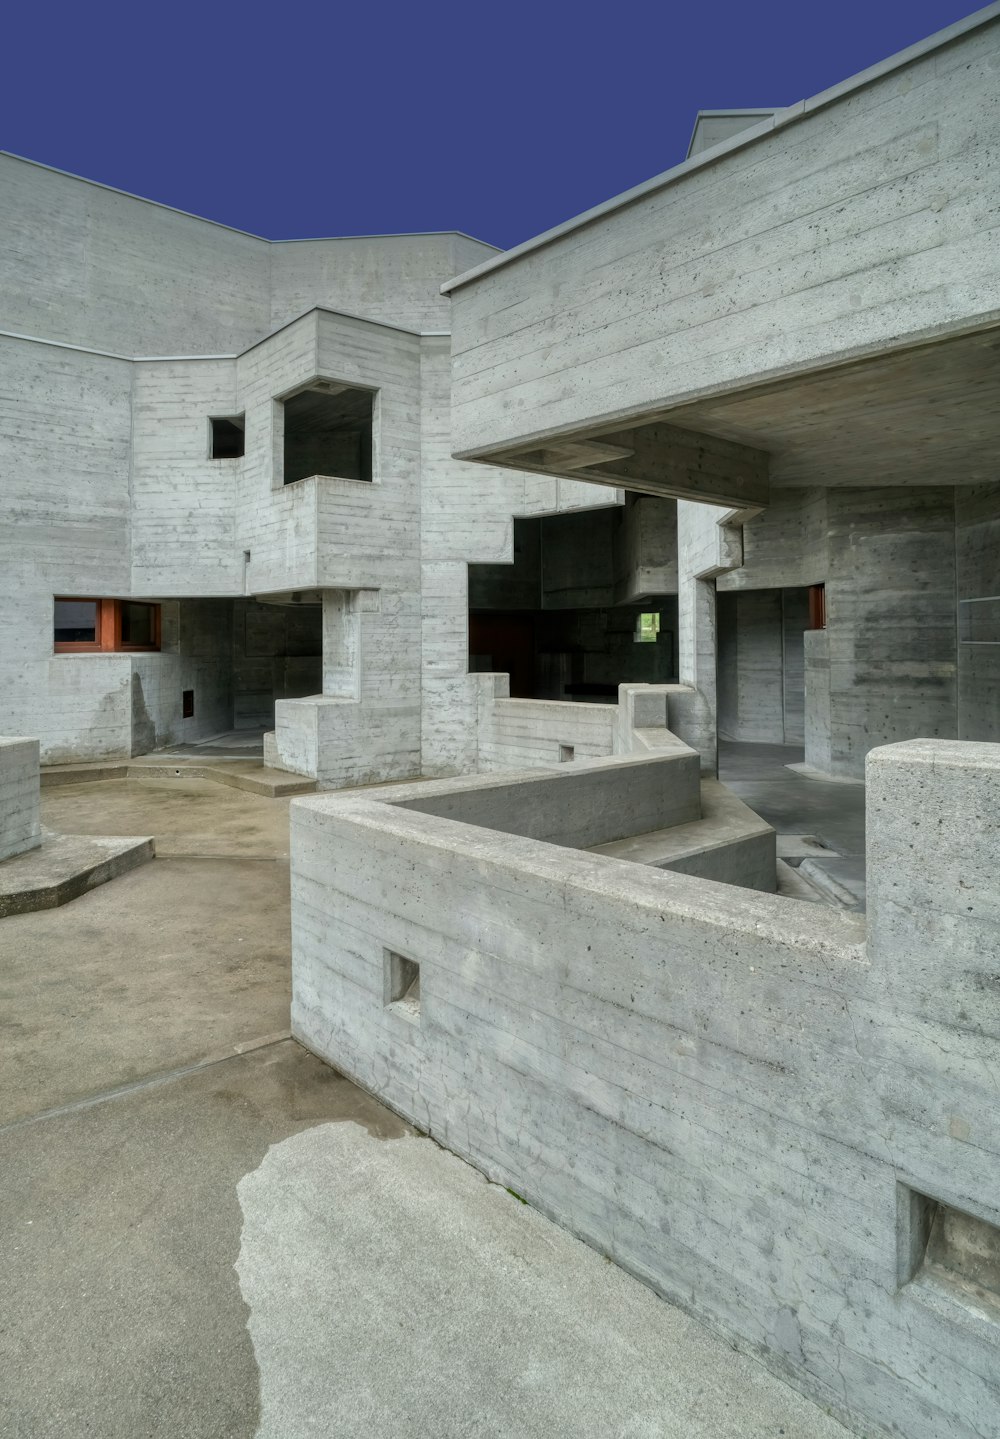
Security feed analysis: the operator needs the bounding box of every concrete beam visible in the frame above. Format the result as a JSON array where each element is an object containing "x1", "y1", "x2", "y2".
[{"x1": 500, "y1": 423, "x2": 769, "y2": 510}]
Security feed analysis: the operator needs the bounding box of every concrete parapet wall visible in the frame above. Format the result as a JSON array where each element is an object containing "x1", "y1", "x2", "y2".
[
  {"x1": 389, "y1": 751, "x2": 701, "y2": 851},
  {"x1": 475, "y1": 676, "x2": 701, "y2": 772},
  {"x1": 0, "y1": 737, "x2": 42, "y2": 861},
  {"x1": 291, "y1": 737, "x2": 1000, "y2": 1439}
]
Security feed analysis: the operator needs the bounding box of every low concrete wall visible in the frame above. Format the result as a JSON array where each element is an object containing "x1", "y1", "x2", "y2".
[
  {"x1": 0, "y1": 737, "x2": 42, "y2": 861},
  {"x1": 291, "y1": 738, "x2": 1000, "y2": 1439},
  {"x1": 391, "y1": 751, "x2": 701, "y2": 851},
  {"x1": 474, "y1": 673, "x2": 618, "y2": 771},
  {"x1": 475, "y1": 675, "x2": 701, "y2": 772}
]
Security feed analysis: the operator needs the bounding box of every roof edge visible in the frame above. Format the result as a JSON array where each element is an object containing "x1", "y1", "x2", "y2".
[
  {"x1": 0, "y1": 149, "x2": 500, "y2": 251},
  {"x1": 441, "y1": 1, "x2": 1000, "y2": 295}
]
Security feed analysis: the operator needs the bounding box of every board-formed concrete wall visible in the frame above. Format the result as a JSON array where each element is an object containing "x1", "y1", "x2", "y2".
[
  {"x1": 290, "y1": 737, "x2": 1000, "y2": 1439},
  {"x1": 445, "y1": 12, "x2": 1000, "y2": 456},
  {"x1": 0, "y1": 737, "x2": 42, "y2": 861},
  {"x1": 0, "y1": 151, "x2": 620, "y2": 770}
]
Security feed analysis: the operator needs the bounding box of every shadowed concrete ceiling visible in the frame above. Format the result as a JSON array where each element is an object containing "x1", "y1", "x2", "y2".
[{"x1": 650, "y1": 326, "x2": 1000, "y2": 489}]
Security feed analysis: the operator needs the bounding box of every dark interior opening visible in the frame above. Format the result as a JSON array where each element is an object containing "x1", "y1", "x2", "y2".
[
  {"x1": 468, "y1": 508, "x2": 678, "y2": 701},
  {"x1": 283, "y1": 384, "x2": 374, "y2": 486},
  {"x1": 210, "y1": 416, "x2": 245, "y2": 459}
]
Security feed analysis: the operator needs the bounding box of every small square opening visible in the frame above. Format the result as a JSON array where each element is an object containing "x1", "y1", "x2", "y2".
[
  {"x1": 558, "y1": 744, "x2": 575, "y2": 762},
  {"x1": 210, "y1": 416, "x2": 245, "y2": 459},
  {"x1": 385, "y1": 949, "x2": 420, "y2": 1021},
  {"x1": 899, "y1": 1184, "x2": 1000, "y2": 1320}
]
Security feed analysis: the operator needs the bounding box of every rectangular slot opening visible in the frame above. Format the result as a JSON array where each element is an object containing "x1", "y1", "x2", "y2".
[
  {"x1": 182, "y1": 689, "x2": 195, "y2": 719},
  {"x1": 899, "y1": 1185, "x2": 1000, "y2": 1321},
  {"x1": 385, "y1": 949, "x2": 420, "y2": 1022},
  {"x1": 283, "y1": 383, "x2": 374, "y2": 485}
]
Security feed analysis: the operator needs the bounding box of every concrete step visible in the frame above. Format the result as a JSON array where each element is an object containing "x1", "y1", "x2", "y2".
[
  {"x1": 0, "y1": 831, "x2": 155, "y2": 917},
  {"x1": 41, "y1": 760, "x2": 316, "y2": 799}
]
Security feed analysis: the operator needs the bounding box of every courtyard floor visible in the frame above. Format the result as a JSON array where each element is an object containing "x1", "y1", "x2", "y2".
[{"x1": 0, "y1": 774, "x2": 853, "y2": 1438}]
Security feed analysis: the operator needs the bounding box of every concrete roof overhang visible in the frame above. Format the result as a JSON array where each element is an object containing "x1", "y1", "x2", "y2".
[{"x1": 484, "y1": 325, "x2": 1000, "y2": 503}]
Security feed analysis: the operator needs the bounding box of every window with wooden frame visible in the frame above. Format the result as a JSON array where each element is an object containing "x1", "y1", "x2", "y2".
[
  {"x1": 53, "y1": 598, "x2": 161, "y2": 653},
  {"x1": 807, "y1": 584, "x2": 827, "y2": 631}
]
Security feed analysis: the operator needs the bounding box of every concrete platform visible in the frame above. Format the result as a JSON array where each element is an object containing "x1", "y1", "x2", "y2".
[
  {"x1": 41, "y1": 757, "x2": 317, "y2": 798},
  {"x1": 0, "y1": 830, "x2": 154, "y2": 917}
]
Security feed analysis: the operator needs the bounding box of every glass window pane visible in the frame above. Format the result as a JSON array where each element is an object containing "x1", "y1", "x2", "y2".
[
  {"x1": 54, "y1": 599, "x2": 98, "y2": 644},
  {"x1": 120, "y1": 602, "x2": 155, "y2": 647}
]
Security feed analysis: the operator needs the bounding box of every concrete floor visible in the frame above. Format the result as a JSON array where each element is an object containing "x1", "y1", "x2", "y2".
[
  {"x1": 0, "y1": 773, "x2": 853, "y2": 1438},
  {"x1": 719, "y1": 741, "x2": 867, "y2": 909}
]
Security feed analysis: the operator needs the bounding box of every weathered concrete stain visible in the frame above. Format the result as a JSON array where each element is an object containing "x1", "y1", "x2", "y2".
[{"x1": 236, "y1": 1120, "x2": 850, "y2": 1439}]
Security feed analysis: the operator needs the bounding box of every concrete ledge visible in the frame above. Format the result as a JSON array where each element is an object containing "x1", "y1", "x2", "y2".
[
  {"x1": 0, "y1": 832, "x2": 155, "y2": 917},
  {"x1": 589, "y1": 779, "x2": 776, "y2": 892},
  {"x1": 40, "y1": 761, "x2": 316, "y2": 798}
]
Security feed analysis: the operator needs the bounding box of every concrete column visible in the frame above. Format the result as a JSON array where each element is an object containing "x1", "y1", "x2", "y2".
[
  {"x1": 673, "y1": 501, "x2": 744, "y2": 774},
  {"x1": 803, "y1": 628, "x2": 831, "y2": 772},
  {"x1": 867, "y1": 739, "x2": 1000, "y2": 978},
  {"x1": 322, "y1": 591, "x2": 361, "y2": 699}
]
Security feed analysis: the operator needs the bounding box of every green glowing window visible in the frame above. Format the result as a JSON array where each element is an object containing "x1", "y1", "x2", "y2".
[{"x1": 635, "y1": 612, "x2": 660, "y2": 644}]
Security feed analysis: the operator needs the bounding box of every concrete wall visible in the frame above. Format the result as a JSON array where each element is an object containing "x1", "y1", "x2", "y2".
[
  {"x1": 394, "y1": 750, "x2": 701, "y2": 850},
  {"x1": 473, "y1": 677, "x2": 692, "y2": 773},
  {"x1": 956, "y1": 484, "x2": 1000, "y2": 742},
  {"x1": 717, "y1": 589, "x2": 808, "y2": 746},
  {"x1": 417, "y1": 335, "x2": 621, "y2": 781},
  {"x1": 824, "y1": 488, "x2": 957, "y2": 776},
  {"x1": 0, "y1": 737, "x2": 41, "y2": 861},
  {"x1": 0, "y1": 154, "x2": 521, "y2": 771},
  {"x1": 0, "y1": 153, "x2": 497, "y2": 357},
  {"x1": 710, "y1": 487, "x2": 967, "y2": 776},
  {"x1": 447, "y1": 15, "x2": 1000, "y2": 455},
  {"x1": 0, "y1": 336, "x2": 135, "y2": 760},
  {"x1": 290, "y1": 737, "x2": 1000, "y2": 1439}
]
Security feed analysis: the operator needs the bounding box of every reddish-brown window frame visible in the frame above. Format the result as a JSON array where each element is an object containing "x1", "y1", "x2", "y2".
[
  {"x1": 807, "y1": 584, "x2": 827, "y2": 631},
  {"x1": 54, "y1": 598, "x2": 161, "y2": 654}
]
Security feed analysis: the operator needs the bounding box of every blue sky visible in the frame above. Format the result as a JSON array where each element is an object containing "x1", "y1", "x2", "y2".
[{"x1": 0, "y1": 0, "x2": 982, "y2": 249}]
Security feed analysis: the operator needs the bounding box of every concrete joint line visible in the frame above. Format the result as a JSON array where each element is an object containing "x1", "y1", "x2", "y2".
[{"x1": 0, "y1": 1031, "x2": 292, "y2": 1135}]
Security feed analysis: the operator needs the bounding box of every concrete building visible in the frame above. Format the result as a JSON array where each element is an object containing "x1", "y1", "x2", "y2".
[
  {"x1": 0, "y1": 152, "x2": 685, "y2": 784},
  {"x1": 445, "y1": 5, "x2": 1000, "y2": 780}
]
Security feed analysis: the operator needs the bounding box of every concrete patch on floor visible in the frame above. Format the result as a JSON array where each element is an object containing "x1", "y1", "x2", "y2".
[{"x1": 236, "y1": 1120, "x2": 852, "y2": 1439}]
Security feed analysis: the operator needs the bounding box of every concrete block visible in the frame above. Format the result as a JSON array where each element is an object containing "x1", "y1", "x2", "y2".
[{"x1": 0, "y1": 737, "x2": 42, "y2": 861}]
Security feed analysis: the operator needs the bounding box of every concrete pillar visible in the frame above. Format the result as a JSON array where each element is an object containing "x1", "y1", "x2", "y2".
[
  {"x1": 803, "y1": 628, "x2": 831, "y2": 772},
  {"x1": 867, "y1": 739, "x2": 1000, "y2": 978},
  {"x1": 673, "y1": 501, "x2": 744, "y2": 774},
  {"x1": 322, "y1": 590, "x2": 361, "y2": 699}
]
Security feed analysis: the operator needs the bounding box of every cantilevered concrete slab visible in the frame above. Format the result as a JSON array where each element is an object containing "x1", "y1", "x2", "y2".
[{"x1": 443, "y1": 6, "x2": 1000, "y2": 493}]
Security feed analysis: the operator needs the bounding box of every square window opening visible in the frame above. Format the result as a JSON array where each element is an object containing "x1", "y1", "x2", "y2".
[
  {"x1": 283, "y1": 383, "x2": 374, "y2": 486},
  {"x1": 54, "y1": 598, "x2": 99, "y2": 647},
  {"x1": 634, "y1": 611, "x2": 660, "y2": 644},
  {"x1": 559, "y1": 744, "x2": 575, "y2": 762},
  {"x1": 385, "y1": 949, "x2": 420, "y2": 1021},
  {"x1": 899, "y1": 1184, "x2": 1000, "y2": 1321},
  {"x1": 210, "y1": 416, "x2": 245, "y2": 459}
]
